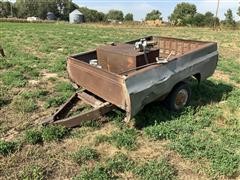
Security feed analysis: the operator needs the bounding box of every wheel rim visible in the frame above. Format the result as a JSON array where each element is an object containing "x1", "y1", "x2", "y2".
[{"x1": 175, "y1": 89, "x2": 188, "y2": 110}]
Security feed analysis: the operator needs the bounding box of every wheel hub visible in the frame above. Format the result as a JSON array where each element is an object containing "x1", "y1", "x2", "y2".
[{"x1": 175, "y1": 89, "x2": 188, "y2": 110}]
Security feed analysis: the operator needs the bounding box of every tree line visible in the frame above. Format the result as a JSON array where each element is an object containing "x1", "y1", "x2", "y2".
[
  {"x1": 0, "y1": 0, "x2": 79, "y2": 20},
  {"x1": 169, "y1": 2, "x2": 239, "y2": 27},
  {"x1": 0, "y1": 0, "x2": 134, "y2": 22},
  {"x1": 0, "y1": 1, "x2": 239, "y2": 27}
]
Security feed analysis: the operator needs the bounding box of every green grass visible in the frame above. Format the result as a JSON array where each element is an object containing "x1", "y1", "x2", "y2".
[
  {"x1": 105, "y1": 152, "x2": 135, "y2": 173},
  {"x1": 21, "y1": 90, "x2": 48, "y2": 100},
  {"x1": 226, "y1": 88, "x2": 240, "y2": 110},
  {"x1": 218, "y1": 58, "x2": 240, "y2": 84},
  {"x1": 74, "y1": 152, "x2": 135, "y2": 179},
  {"x1": 134, "y1": 159, "x2": 177, "y2": 180},
  {"x1": 43, "y1": 82, "x2": 75, "y2": 108},
  {"x1": 24, "y1": 129, "x2": 43, "y2": 145},
  {"x1": 41, "y1": 125, "x2": 69, "y2": 142},
  {"x1": 170, "y1": 132, "x2": 239, "y2": 177},
  {"x1": 74, "y1": 166, "x2": 115, "y2": 180},
  {"x1": 18, "y1": 165, "x2": 46, "y2": 180},
  {"x1": 109, "y1": 128, "x2": 138, "y2": 150},
  {"x1": 0, "y1": 22, "x2": 239, "y2": 179},
  {"x1": 12, "y1": 97, "x2": 37, "y2": 113},
  {"x1": 81, "y1": 120, "x2": 102, "y2": 128},
  {"x1": 25, "y1": 126, "x2": 71, "y2": 144},
  {"x1": 70, "y1": 128, "x2": 90, "y2": 139},
  {"x1": 74, "y1": 155, "x2": 175, "y2": 180},
  {"x1": 0, "y1": 85, "x2": 11, "y2": 108},
  {"x1": 142, "y1": 90, "x2": 240, "y2": 177},
  {"x1": 144, "y1": 106, "x2": 221, "y2": 140},
  {"x1": 95, "y1": 134, "x2": 110, "y2": 145},
  {"x1": 44, "y1": 95, "x2": 70, "y2": 108},
  {"x1": 71, "y1": 146, "x2": 99, "y2": 165},
  {"x1": 1, "y1": 70, "x2": 27, "y2": 88},
  {"x1": 0, "y1": 140, "x2": 18, "y2": 156},
  {"x1": 49, "y1": 58, "x2": 66, "y2": 73},
  {"x1": 95, "y1": 128, "x2": 139, "y2": 150},
  {"x1": 55, "y1": 82, "x2": 75, "y2": 93}
]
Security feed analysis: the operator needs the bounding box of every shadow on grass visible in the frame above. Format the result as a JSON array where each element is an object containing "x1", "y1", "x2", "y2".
[
  {"x1": 134, "y1": 80, "x2": 233, "y2": 129},
  {"x1": 0, "y1": 99, "x2": 11, "y2": 109}
]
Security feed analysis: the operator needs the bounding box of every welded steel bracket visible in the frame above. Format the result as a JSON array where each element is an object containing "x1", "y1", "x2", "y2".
[{"x1": 42, "y1": 91, "x2": 114, "y2": 128}]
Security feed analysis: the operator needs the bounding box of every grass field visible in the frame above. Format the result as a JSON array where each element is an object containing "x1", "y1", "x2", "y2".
[{"x1": 0, "y1": 22, "x2": 240, "y2": 179}]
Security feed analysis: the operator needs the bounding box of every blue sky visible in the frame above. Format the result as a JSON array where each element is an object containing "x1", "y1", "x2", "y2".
[{"x1": 74, "y1": 0, "x2": 240, "y2": 21}]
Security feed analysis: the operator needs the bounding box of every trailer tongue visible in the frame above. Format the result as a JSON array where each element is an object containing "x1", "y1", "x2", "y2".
[
  {"x1": 43, "y1": 36, "x2": 218, "y2": 128},
  {"x1": 43, "y1": 90, "x2": 114, "y2": 128}
]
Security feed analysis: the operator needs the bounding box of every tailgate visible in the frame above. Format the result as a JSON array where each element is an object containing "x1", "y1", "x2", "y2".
[{"x1": 67, "y1": 57, "x2": 129, "y2": 111}]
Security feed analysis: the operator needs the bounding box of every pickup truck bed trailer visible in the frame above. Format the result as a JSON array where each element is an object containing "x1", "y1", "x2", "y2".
[{"x1": 43, "y1": 36, "x2": 218, "y2": 127}]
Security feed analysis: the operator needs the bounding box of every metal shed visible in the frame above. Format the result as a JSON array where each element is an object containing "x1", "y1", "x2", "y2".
[
  {"x1": 69, "y1": 9, "x2": 84, "y2": 24},
  {"x1": 47, "y1": 12, "x2": 56, "y2": 20}
]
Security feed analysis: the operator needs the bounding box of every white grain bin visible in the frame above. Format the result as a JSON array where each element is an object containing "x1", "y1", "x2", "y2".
[{"x1": 69, "y1": 9, "x2": 84, "y2": 24}]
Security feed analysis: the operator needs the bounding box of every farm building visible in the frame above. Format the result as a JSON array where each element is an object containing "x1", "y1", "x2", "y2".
[
  {"x1": 47, "y1": 12, "x2": 56, "y2": 20},
  {"x1": 26, "y1": 16, "x2": 40, "y2": 22},
  {"x1": 69, "y1": 9, "x2": 84, "y2": 24}
]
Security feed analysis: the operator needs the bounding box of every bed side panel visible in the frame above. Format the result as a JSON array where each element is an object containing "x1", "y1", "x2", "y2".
[
  {"x1": 67, "y1": 58, "x2": 127, "y2": 110},
  {"x1": 125, "y1": 43, "x2": 218, "y2": 118}
]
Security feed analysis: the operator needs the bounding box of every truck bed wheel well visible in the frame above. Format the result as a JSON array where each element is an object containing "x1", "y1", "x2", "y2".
[
  {"x1": 164, "y1": 81, "x2": 191, "y2": 111},
  {"x1": 193, "y1": 73, "x2": 201, "y2": 84}
]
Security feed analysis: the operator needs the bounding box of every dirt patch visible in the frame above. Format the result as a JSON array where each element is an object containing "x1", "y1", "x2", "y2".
[
  {"x1": 129, "y1": 137, "x2": 169, "y2": 162},
  {"x1": 213, "y1": 70, "x2": 240, "y2": 88},
  {"x1": 42, "y1": 71, "x2": 58, "y2": 79},
  {"x1": 167, "y1": 151, "x2": 209, "y2": 180},
  {"x1": 213, "y1": 70, "x2": 231, "y2": 82},
  {"x1": 41, "y1": 70, "x2": 68, "y2": 84},
  {"x1": 63, "y1": 123, "x2": 118, "y2": 152},
  {"x1": 1, "y1": 128, "x2": 19, "y2": 141},
  {"x1": 28, "y1": 80, "x2": 40, "y2": 86},
  {"x1": 57, "y1": 48, "x2": 64, "y2": 52},
  {"x1": 96, "y1": 143, "x2": 120, "y2": 159},
  {"x1": 24, "y1": 46, "x2": 46, "y2": 59}
]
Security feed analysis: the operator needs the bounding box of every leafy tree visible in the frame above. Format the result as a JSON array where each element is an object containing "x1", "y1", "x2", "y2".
[
  {"x1": 15, "y1": 0, "x2": 39, "y2": 18},
  {"x1": 170, "y1": 2, "x2": 197, "y2": 25},
  {"x1": 204, "y1": 12, "x2": 214, "y2": 26},
  {"x1": 79, "y1": 7, "x2": 105, "y2": 22},
  {"x1": 187, "y1": 11, "x2": 219, "y2": 27},
  {"x1": 36, "y1": 0, "x2": 59, "y2": 19},
  {"x1": 15, "y1": 0, "x2": 78, "y2": 20},
  {"x1": 192, "y1": 13, "x2": 205, "y2": 27},
  {"x1": 0, "y1": 1, "x2": 15, "y2": 17},
  {"x1": 145, "y1": 10, "x2": 162, "y2": 21},
  {"x1": 107, "y1": 10, "x2": 124, "y2": 21},
  {"x1": 223, "y1": 9, "x2": 236, "y2": 27},
  {"x1": 124, "y1": 13, "x2": 133, "y2": 21},
  {"x1": 237, "y1": 7, "x2": 240, "y2": 18},
  {"x1": 204, "y1": 12, "x2": 220, "y2": 27},
  {"x1": 55, "y1": 0, "x2": 79, "y2": 20}
]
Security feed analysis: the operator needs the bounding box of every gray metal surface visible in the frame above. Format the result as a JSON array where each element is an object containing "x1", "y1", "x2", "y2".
[
  {"x1": 47, "y1": 12, "x2": 56, "y2": 20},
  {"x1": 125, "y1": 43, "x2": 218, "y2": 119}
]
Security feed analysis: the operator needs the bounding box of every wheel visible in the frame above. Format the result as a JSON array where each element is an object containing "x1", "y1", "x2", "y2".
[{"x1": 165, "y1": 82, "x2": 191, "y2": 111}]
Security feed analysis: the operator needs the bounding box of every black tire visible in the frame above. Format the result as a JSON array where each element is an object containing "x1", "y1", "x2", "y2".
[{"x1": 164, "y1": 82, "x2": 191, "y2": 111}]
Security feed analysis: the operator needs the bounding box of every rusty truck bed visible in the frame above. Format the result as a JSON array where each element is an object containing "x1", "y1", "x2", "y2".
[{"x1": 67, "y1": 36, "x2": 218, "y2": 121}]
